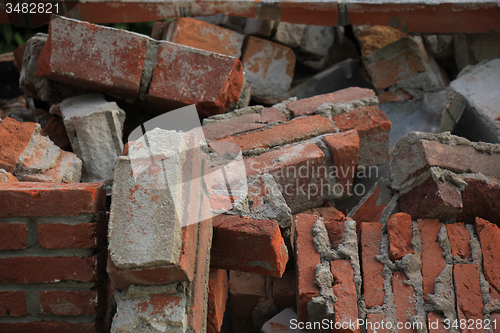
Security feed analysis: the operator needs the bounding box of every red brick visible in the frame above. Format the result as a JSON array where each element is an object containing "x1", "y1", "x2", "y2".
[
  {"x1": 324, "y1": 219, "x2": 345, "y2": 250},
  {"x1": 458, "y1": 177, "x2": 500, "y2": 225},
  {"x1": 38, "y1": 223, "x2": 103, "y2": 249},
  {"x1": 0, "y1": 170, "x2": 18, "y2": 182},
  {"x1": 387, "y1": 213, "x2": 414, "y2": 261},
  {"x1": 19, "y1": 150, "x2": 82, "y2": 183},
  {"x1": 40, "y1": 290, "x2": 98, "y2": 315},
  {"x1": 272, "y1": 269, "x2": 296, "y2": 311},
  {"x1": 453, "y1": 263, "x2": 484, "y2": 332},
  {"x1": 0, "y1": 322, "x2": 98, "y2": 333},
  {"x1": 170, "y1": 18, "x2": 245, "y2": 58},
  {"x1": 331, "y1": 104, "x2": 391, "y2": 167},
  {"x1": 0, "y1": 182, "x2": 105, "y2": 217},
  {"x1": 445, "y1": 223, "x2": 471, "y2": 260},
  {"x1": 0, "y1": 223, "x2": 27, "y2": 250},
  {"x1": 286, "y1": 87, "x2": 376, "y2": 118},
  {"x1": 331, "y1": 260, "x2": 359, "y2": 333},
  {"x1": 0, "y1": 291, "x2": 27, "y2": 316},
  {"x1": 148, "y1": 41, "x2": 244, "y2": 116},
  {"x1": 427, "y1": 312, "x2": 447, "y2": 333},
  {"x1": 392, "y1": 271, "x2": 417, "y2": 333},
  {"x1": 40, "y1": 116, "x2": 71, "y2": 151},
  {"x1": 211, "y1": 214, "x2": 288, "y2": 278},
  {"x1": 207, "y1": 269, "x2": 228, "y2": 333},
  {"x1": 36, "y1": 16, "x2": 147, "y2": 98},
  {"x1": 378, "y1": 90, "x2": 412, "y2": 103},
  {"x1": 241, "y1": 141, "x2": 326, "y2": 213},
  {"x1": 475, "y1": 217, "x2": 500, "y2": 299},
  {"x1": 241, "y1": 36, "x2": 295, "y2": 104},
  {"x1": 492, "y1": 313, "x2": 500, "y2": 333},
  {"x1": 151, "y1": 21, "x2": 167, "y2": 39},
  {"x1": 364, "y1": 37, "x2": 428, "y2": 90},
  {"x1": 107, "y1": 223, "x2": 198, "y2": 289},
  {"x1": 210, "y1": 115, "x2": 335, "y2": 155},
  {"x1": 352, "y1": 186, "x2": 387, "y2": 232},
  {"x1": 418, "y1": 219, "x2": 445, "y2": 301},
  {"x1": 0, "y1": 255, "x2": 102, "y2": 283},
  {"x1": 360, "y1": 222, "x2": 385, "y2": 308},
  {"x1": 366, "y1": 314, "x2": 391, "y2": 333},
  {"x1": 324, "y1": 129, "x2": 359, "y2": 196},
  {"x1": 0, "y1": 117, "x2": 38, "y2": 172},
  {"x1": 295, "y1": 214, "x2": 321, "y2": 322},
  {"x1": 202, "y1": 107, "x2": 288, "y2": 141}
]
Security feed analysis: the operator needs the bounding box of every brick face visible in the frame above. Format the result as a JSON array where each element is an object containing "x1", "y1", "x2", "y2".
[
  {"x1": 40, "y1": 290, "x2": 98, "y2": 315},
  {"x1": 475, "y1": 217, "x2": 500, "y2": 299},
  {"x1": 453, "y1": 263, "x2": 484, "y2": 332},
  {"x1": 0, "y1": 223, "x2": 27, "y2": 250},
  {"x1": 392, "y1": 271, "x2": 417, "y2": 333},
  {"x1": 445, "y1": 222, "x2": 471, "y2": 260},
  {"x1": 0, "y1": 118, "x2": 38, "y2": 173},
  {"x1": 207, "y1": 269, "x2": 228, "y2": 333},
  {"x1": 418, "y1": 219, "x2": 445, "y2": 301},
  {"x1": 331, "y1": 260, "x2": 359, "y2": 333},
  {"x1": 387, "y1": 213, "x2": 415, "y2": 261},
  {"x1": 38, "y1": 223, "x2": 102, "y2": 249},
  {"x1": 0, "y1": 291, "x2": 27, "y2": 316},
  {"x1": 360, "y1": 222, "x2": 385, "y2": 308},
  {"x1": 0, "y1": 182, "x2": 106, "y2": 217}
]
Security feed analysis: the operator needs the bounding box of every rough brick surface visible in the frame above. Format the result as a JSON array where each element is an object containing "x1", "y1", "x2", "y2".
[
  {"x1": 242, "y1": 36, "x2": 295, "y2": 104},
  {"x1": 387, "y1": 213, "x2": 415, "y2": 261},
  {"x1": 0, "y1": 169, "x2": 18, "y2": 182},
  {"x1": 207, "y1": 269, "x2": 228, "y2": 333},
  {"x1": 418, "y1": 219, "x2": 445, "y2": 301},
  {"x1": 331, "y1": 104, "x2": 391, "y2": 167},
  {"x1": 37, "y1": 16, "x2": 148, "y2": 98},
  {"x1": 366, "y1": 314, "x2": 391, "y2": 333},
  {"x1": 0, "y1": 182, "x2": 106, "y2": 217},
  {"x1": 392, "y1": 271, "x2": 417, "y2": 333},
  {"x1": 427, "y1": 312, "x2": 447, "y2": 333},
  {"x1": 295, "y1": 214, "x2": 321, "y2": 322},
  {"x1": 0, "y1": 255, "x2": 101, "y2": 283},
  {"x1": 324, "y1": 129, "x2": 359, "y2": 196},
  {"x1": 38, "y1": 223, "x2": 102, "y2": 249},
  {"x1": 458, "y1": 177, "x2": 500, "y2": 225},
  {"x1": 170, "y1": 17, "x2": 245, "y2": 58},
  {"x1": 148, "y1": 41, "x2": 244, "y2": 116},
  {"x1": 445, "y1": 223, "x2": 471, "y2": 260},
  {"x1": 0, "y1": 223, "x2": 27, "y2": 250},
  {"x1": 453, "y1": 264, "x2": 484, "y2": 330},
  {"x1": 211, "y1": 215, "x2": 288, "y2": 277},
  {"x1": 272, "y1": 269, "x2": 296, "y2": 311},
  {"x1": 40, "y1": 290, "x2": 98, "y2": 315},
  {"x1": 0, "y1": 291, "x2": 27, "y2": 316},
  {"x1": 351, "y1": 186, "x2": 388, "y2": 228},
  {"x1": 331, "y1": 260, "x2": 360, "y2": 333},
  {"x1": 202, "y1": 107, "x2": 288, "y2": 141},
  {"x1": 286, "y1": 87, "x2": 376, "y2": 118},
  {"x1": 16, "y1": 150, "x2": 82, "y2": 183},
  {"x1": 0, "y1": 117, "x2": 39, "y2": 172},
  {"x1": 210, "y1": 115, "x2": 335, "y2": 155},
  {"x1": 475, "y1": 217, "x2": 500, "y2": 298},
  {"x1": 360, "y1": 222, "x2": 385, "y2": 308}
]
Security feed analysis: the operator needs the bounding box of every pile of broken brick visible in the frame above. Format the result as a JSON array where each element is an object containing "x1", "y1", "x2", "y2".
[{"x1": 1, "y1": 12, "x2": 500, "y2": 333}]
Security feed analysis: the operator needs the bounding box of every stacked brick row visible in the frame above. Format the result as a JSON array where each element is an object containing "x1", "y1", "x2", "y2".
[{"x1": 0, "y1": 182, "x2": 107, "y2": 333}]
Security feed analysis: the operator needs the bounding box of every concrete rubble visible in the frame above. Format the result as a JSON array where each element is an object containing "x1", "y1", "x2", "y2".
[{"x1": 1, "y1": 10, "x2": 500, "y2": 333}]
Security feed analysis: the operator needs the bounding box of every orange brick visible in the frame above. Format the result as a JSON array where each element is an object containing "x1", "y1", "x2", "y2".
[
  {"x1": 361, "y1": 222, "x2": 385, "y2": 308},
  {"x1": 418, "y1": 219, "x2": 445, "y2": 301},
  {"x1": 387, "y1": 213, "x2": 415, "y2": 261},
  {"x1": 331, "y1": 260, "x2": 359, "y2": 333}
]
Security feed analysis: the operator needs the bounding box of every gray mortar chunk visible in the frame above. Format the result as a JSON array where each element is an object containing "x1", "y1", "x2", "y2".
[
  {"x1": 338, "y1": 218, "x2": 362, "y2": 298},
  {"x1": 312, "y1": 217, "x2": 341, "y2": 262},
  {"x1": 309, "y1": 262, "x2": 336, "y2": 326},
  {"x1": 427, "y1": 265, "x2": 458, "y2": 331},
  {"x1": 202, "y1": 105, "x2": 265, "y2": 126}
]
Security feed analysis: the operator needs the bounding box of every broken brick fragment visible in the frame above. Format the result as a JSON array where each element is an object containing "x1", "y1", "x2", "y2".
[
  {"x1": 0, "y1": 117, "x2": 39, "y2": 172},
  {"x1": 207, "y1": 269, "x2": 228, "y2": 333}
]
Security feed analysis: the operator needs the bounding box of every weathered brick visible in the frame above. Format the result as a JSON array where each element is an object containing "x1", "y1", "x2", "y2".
[
  {"x1": 0, "y1": 291, "x2": 27, "y2": 316},
  {"x1": 331, "y1": 260, "x2": 360, "y2": 333},
  {"x1": 286, "y1": 87, "x2": 376, "y2": 118},
  {"x1": 295, "y1": 214, "x2": 321, "y2": 322},
  {"x1": 453, "y1": 263, "x2": 484, "y2": 331},
  {"x1": 324, "y1": 129, "x2": 359, "y2": 196},
  {"x1": 241, "y1": 141, "x2": 326, "y2": 213},
  {"x1": 210, "y1": 115, "x2": 335, "y2": 155},
  {"x1": 0, "y1": 182, "x2": 105, "y2": 218},
  {"x1": 360, "y1": 222, "x2": 385, "y2": 308},
  {"x1": 36, "y1": 16, "x2": 148, "y2": 98},
  {"x1": 40, "y1": 115, "x2": 71, "y2": 151},
  {"x1": 366, "y1": 314, "x2": 391, "y2": 333},
  {"x1": 202, "y1": 107, "x2": 288, "y2": 141},
  {"x1": 0, "y1": 223, "x2": 27, "y2": 250},
  {"x1": 207, "y1": 269, "x2": 228, "y2": 333},
  {"x1": 0, "y1": 117, "x2": 39, "y2": 172},
  {"x1": 356, "y1": 25, "x2": 407, "y2": 56},
  {"x1": 148, "y1": 41, "x2": 244, "y2": 116},
  {"x1": 0, "y1": 169, "x2": 18, "y2": 182},
  {"x1": 418, "y1": 219, "x2": 445, "y2": 301},
  {"x1": 475, "y1": 217, "x2": 500, "y2": 299},
  {"x1": 17, "y1": 150, "x2": 82, "y2": 183},
  {"x1": 272, "y1": 269, "x2": 296, "y2": 311},
  {"x1": 40, "y1": 290, "x2": 98, "y2": 316},
  {"x1": 170, "y1": 17, "x2": 245, "y2": 58},
  {"x1": 351, "y1": 182, "x2": 391, "y2": 231},
  {"x1": 211, "y1": 215, "x2": 288, "y2": 278},
  {"x1": 392, "y1": 271, "x2": 417, "y2": 333},
  {"x1": 458, "y1": 177, "x2": 500, "y2": 225},
  {"x1": 0, "y1": 255, "x2": 102, "y2": 283},
  {"x1": 387, "y1": 213, "x2": 414, "y2": 261},
  {"x1": 445, "y1": 222, "x2": 471, "y2": 260},
  {"x1": 427, "y1": 312, "x2": 447, "y2": 333},
  {"x1": 241, "y1": 36, "x2": 295, "y2": 104},
  {"x1": 0, "y1": 322, "x2": 98, "y2": 333},
  {"x1": 38, "y1": 223, "x2": 103, "y2": 249},
  {"x1": 331, "y1": 104, "x2": 391, "y2": 167}
]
